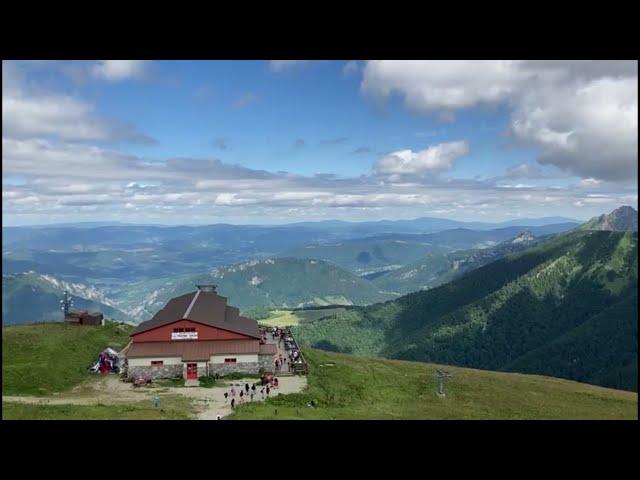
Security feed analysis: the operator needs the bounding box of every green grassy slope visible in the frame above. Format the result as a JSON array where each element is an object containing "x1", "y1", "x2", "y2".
[
  {"x1": 2, "y1": 321, "x2": 133, "y2": 396},
  {"x1": 294, "y1": 231, "x2": 638, "y2": 391},
  {"x1": 229, "y1": 348, "x2": 637, "y2": 419},
  {"x1": 2, "y1": 396, "x2": 193, "y2": 420}
]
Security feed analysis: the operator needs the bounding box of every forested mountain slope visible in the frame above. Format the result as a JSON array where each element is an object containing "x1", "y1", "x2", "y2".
[{"x1": 294, "y1": 230, "x2": 638, "y2": 391}]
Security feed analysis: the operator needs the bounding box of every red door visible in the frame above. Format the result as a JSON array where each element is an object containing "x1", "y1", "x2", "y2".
[{"x1": 186, "y1": 363, "x2": 198, "y2": 380}]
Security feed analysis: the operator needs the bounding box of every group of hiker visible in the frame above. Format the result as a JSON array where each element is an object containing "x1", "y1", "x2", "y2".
[
  {"x1": 224, "y1": 379, "x2": 280, "y2": 409},
  {"x1": 261, "y1": 326, "x2": 304, "y2": 373}
]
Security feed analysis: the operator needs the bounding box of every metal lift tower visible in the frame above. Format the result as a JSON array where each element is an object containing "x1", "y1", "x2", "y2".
[{"x1": 436, "y1": 369, "x2": 453, "y2": 397}]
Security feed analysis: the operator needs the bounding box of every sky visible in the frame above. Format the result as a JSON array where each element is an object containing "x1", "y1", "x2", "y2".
[{"x1": 2, "y1": 60, "x2": 638, "y2": 226}]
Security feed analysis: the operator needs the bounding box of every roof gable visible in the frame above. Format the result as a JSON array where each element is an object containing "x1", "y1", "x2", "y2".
[{"x1": 131, "y1": 290, "x2": 260, "y2": 339}]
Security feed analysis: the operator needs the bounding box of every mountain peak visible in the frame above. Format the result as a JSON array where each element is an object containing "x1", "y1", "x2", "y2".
[
  {"x1": 581, "y1": 206, "x2": 638, "y2": 232},
  {"x1": 511, "y1": 230, "x2": 536, "y2": 243}
]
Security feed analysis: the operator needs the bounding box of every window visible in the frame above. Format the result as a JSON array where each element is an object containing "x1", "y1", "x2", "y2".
[
  {"x1": 224, "y1": 358, "x2": 237, "y2": 363},
  {"x1": 151, "y1": 361, "x2": 163, "y2": 367}
]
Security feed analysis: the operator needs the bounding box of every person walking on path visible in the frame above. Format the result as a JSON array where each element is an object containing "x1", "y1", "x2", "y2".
[
  {"x1": 231, "y1": 398, "x2": 235, "y2": 409},
  {"x1": 251, "y1": 383, "x2": 256, "y2": 395},
  {"x1": 224, "y1": 391, "x2": 228, "y2": 404},
  {"x1": 260, "y1": 388, "x2": 265, "y2": 400},
  {"x1": 266, "y1": 385, "x2": 270, "y2": 397},
  {"x1": 231, "y1": 387, "x2": 236, "y2": 398},
  {"x1": 239, "y1": 390, "x2": 244, "y2": 403},
  {"x1": 245, "y1": 383, "x2": 249, "y2": 394}
]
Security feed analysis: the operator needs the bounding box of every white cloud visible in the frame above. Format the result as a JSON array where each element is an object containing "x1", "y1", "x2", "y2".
[
  {"x1": 2, "y1": 67, "x2": 155, "y2": 143},
  {"x1": 361, "y1": 60, "x2": 638, "y2": 181},
  {"x1": 512, "y1": 76, "x2": 637, "y2": 181},
  {"x1": 362, "y1": 60, "x2": 525, "y2": 114},
  {"x1": 375, "y1": 141, "x2": 469, "y2": 178},
  {"x1": 91, "y1": 60, "x2": 148, "y2": 81},
  {"x1": 580, "y1": 178, "x2": 602, "y2": 187}
]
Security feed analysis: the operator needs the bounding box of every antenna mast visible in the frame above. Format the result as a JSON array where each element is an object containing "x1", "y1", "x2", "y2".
[{"x1": 60, "y1": 290, "x2": 73, "y2": 316}]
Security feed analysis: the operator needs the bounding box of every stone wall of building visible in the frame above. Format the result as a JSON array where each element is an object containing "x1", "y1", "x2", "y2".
[
  {"x1": 128, "y1": 364, "x2": 183, "y2": 380},
  {"x1": 259, "y1": 354, "x2": 274, "y2": 372},
  {"x1": 208, "y1": 362, "x2": 260, "y2": 377}
]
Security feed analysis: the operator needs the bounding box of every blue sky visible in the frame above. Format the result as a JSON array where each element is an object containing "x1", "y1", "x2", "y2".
[{"x1": 2, "y1": 60, "x2": 637, "y2": 225}]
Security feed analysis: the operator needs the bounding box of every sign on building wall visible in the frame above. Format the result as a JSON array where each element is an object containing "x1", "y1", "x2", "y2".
[{"x1": 171, "y1": 331, "x2": 198, "y2": 340}]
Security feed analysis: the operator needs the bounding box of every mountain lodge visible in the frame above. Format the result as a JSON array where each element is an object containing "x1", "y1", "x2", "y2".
[{"x1": 126, "y1": 285, "x2": 276, "y2": 380}]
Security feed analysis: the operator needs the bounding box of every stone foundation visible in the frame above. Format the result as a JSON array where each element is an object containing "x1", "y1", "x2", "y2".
[
  {"x1": 128, "y1": 364, "x2": 182, "y2": 380},
  {"x1": 208, "y1": 362, "x2": 260, "y2": 377},
  {"x1": 128, "y1": 358, "x2": 273, "y2": 380},
  {"x1": 259, "y1": 354, "x2": 275, "y2": 372}
]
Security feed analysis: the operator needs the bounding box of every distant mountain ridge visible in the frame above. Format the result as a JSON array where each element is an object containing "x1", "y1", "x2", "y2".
[
  {"x1": 580, "y1": 206, "x2": 637, "y2": 232},
  {"x1": 2, "y1": 272, "x2": 132, "y2": 325},
  {"x1": 372, "y1": 230, "x2": 543, "y2": 295},
  {"x1": 115, "y1": 258, "x2": 397, "y2": 322}
]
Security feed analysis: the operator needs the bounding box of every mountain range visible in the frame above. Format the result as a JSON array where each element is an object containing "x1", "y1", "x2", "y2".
[{"x1": 293, "y1": 227, "x2": 638, "y2": 391}]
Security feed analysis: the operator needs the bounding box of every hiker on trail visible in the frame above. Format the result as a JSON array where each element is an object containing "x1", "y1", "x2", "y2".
[
  {"x1": 239, "y1": 390, "x2": 244, "y2": 403},
  {"x1": 231, "y1": 398, "x2": 235, "y2": 409},
  {"x1": 275, "y1": 359, "x2": 280, "y2": 371},
  {"x1": 231, "y1": 387, "x2": 236, "y2": 397},
  {"x1": 251, "y1": 383, "x2": 256, "y2": 394},
  {"x1": 224, "y1": 392, "x2": 228, "y2": 404},
  {"x1": 245, "y1": 383, "x2": 249, "y2": 393},
  {"x1": 266, "y1": 386, "x2": 270, "y2": 397},
  {"x1": 260, "y1": 388, "x2": 265, "y2": 400}
]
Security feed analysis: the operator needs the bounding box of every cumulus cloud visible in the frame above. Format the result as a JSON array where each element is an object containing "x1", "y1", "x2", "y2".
[
  {"x1": 512, "y1": 76, "x2": 637, "y2": 181},
  {"x1": 91, "y1": 60, "x2": 148, "y2": 81},
  {"x1": 2, "y1": 68, "x2": 155, "y2": 144},
  {"x1": 375, "y1": 141, "x2": 469, "y2": 178},
  {"x1": 361, "y1": 60, "x2": 638, "y2": 181}
]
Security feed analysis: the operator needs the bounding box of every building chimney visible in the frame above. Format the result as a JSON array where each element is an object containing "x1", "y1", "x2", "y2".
[{"x1": 196, "y1": 284, "x2": 217, "y2": 293}]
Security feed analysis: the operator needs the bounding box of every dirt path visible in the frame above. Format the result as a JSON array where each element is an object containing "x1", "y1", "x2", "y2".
[{"x1": 3, "y1": 374, "x2": 307, "y2": 419}]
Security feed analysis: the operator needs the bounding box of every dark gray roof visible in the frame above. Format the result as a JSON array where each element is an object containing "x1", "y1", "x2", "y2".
[{"x1": 131, "y1": 290, "x2": 260, "y2": 339}]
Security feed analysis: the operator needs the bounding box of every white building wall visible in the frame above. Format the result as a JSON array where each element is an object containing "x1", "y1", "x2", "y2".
[
  {"x1": 209, "y1": 353, "x2": 258, "y2": 364},
  {"x1": 128, "y1": 356, "x2": 183, "y2": 367}
]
